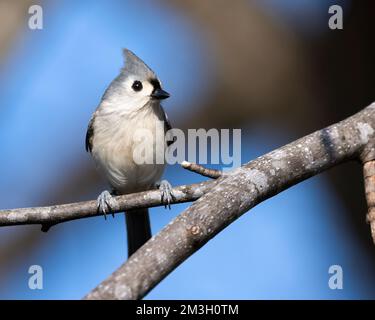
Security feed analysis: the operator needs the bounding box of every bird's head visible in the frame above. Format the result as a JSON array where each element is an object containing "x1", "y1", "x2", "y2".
[{"x1": 105, "y1": 49, "x2": 169, "y2": 111}]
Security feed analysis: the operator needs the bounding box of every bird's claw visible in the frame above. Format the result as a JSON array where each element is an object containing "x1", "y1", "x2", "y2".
[
  {"x1": 158, "y1": 180, "x2": 175, "y2": 209},
  {"x1": 97, "y1": 190, "x2": 117, "y2": 219}
]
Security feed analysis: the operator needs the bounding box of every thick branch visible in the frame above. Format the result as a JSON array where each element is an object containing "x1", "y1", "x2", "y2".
[
  {"x1": 85, "y1": 103, "x2": 375, "y2": 300},
  {"x1": 362, "y1": 140, "x2": 375, "y2": 244},
  {"x1": 364, "y1": 160, "x2": 375, "y2": 243}
]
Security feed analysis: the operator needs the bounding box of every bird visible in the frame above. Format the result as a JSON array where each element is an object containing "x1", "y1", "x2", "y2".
[{"x1": 85, "y1": 49, "x2": 174, "y2": 257}]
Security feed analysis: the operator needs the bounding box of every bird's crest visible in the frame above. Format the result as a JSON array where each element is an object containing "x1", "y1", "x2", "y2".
[{"x1": 122, "y1": 49, "x2": 155, "y2": 79}]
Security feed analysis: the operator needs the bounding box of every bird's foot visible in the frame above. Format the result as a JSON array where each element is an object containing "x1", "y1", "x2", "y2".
[
  {"x1": 157, "y1": 180, "x2": 175, "y2": 209},
  {"x1": 97, "y1": 190, "x2": 117, "y2": 219}
]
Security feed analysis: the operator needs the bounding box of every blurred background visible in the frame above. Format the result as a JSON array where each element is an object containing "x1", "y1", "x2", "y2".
[{"x1": 0, "y1": 0, "x2": 374, "y2": 299}]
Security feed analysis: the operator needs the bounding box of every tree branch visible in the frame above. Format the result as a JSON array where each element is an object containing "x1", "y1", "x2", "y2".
[
  {"x1": 361, "y1": 138, "x2": 375, "y2": 244},
  {"x1": 181, "y1": 161, "x2": 222, "y2": 179},
  {"x1": 0, "y1": 181, "x2": 216, "y2": 229},
  {"x1": 364, "y1": 160, "x2": 375, "y2": 243},
  {"x1": 84, "y1": 102, "x2": 375, "y2": 300}
]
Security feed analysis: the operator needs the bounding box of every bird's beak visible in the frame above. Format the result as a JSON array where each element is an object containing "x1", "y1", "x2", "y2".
[{"x1": 151, "y1": 88, "x2": 170, "y2": 100}]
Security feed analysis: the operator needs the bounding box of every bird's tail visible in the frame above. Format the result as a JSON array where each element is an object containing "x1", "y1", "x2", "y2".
[{"x1": 125, "y1": 208, "x2": 151, "y2": 257}]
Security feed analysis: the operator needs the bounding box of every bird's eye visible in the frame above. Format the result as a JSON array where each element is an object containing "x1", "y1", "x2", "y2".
[{"x1": 132, "y1": 80, "x2": 143, "y2": 92}]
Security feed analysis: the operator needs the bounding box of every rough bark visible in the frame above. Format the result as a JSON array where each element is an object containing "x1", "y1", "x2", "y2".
[
  {"x1": 0, "y1": 182, "x2": 216, "y2": 229},
  {"x1": 84, "y1": 103, "x2": 375, "y2": 300}
]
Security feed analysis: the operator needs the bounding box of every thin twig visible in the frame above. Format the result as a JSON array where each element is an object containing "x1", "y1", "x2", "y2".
[{"x1": 181, "y1": 161, "x2": 222, "y2": 179}]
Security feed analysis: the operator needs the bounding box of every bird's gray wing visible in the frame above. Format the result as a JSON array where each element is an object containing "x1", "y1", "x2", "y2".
[
  {"x1": 161, "y1": 106, "x2": 175, "y2": 147},
  {"x1": 162, "y1": 106, "x2": 172, "y2": 131},
  {"x1": 85, "y1": 114, "x2": 95, "y2": 153}
]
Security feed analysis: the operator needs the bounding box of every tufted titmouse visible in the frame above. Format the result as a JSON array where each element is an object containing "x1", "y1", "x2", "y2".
[{"x1": 86, "y1": 49, "x2": 174, "y2": 257}]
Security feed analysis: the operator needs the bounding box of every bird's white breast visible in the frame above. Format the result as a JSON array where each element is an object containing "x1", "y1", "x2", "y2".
[{"x1": 91, "y1": 102, "x2": 166, "y2": 194}]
